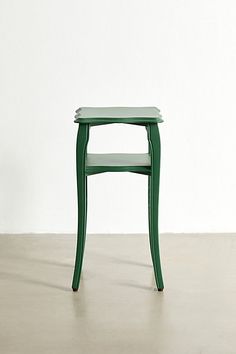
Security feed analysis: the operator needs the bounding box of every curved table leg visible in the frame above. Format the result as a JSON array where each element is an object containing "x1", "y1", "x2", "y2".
[
  {"x1": 147, "y1": 124, "x2": 164, "y2": 291},
  {"x1": 72, "y1": 124, "x2": 89, "y2": 291}
]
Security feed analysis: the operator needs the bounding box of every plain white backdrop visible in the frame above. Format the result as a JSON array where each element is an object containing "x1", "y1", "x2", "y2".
[{"x1": 0, "y1": 0, "x2": 236, "y2": 234}]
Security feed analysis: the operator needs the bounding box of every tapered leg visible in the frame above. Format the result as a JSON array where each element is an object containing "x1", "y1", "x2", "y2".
[
  {"x1": 72, "y1": 124, "x2": 89, "y2": 291},
  {"x1": 147, "y1": 124, "x2": 164, "y2": 291}
]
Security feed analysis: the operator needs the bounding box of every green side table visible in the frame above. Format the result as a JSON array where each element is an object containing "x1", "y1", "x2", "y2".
[{"x1": 72, "y1": 107, "x2": 164, "y2": 291}]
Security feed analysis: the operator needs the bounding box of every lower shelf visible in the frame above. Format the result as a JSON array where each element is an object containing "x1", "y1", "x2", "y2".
[{"x1": 85, "y1": 153, "x2": 151, "y2": 176}]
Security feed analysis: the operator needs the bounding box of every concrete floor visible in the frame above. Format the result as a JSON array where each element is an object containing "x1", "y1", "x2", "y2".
[{"x1": 0, "y1": 234, "x2": 235, "y2": 354}]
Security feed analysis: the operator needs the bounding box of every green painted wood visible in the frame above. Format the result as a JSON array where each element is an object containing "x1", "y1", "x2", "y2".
[
  {"x1": 147, "y1": 124, "x2": 164, "y2": 291},
  {"x1": 72, "y1": 124, "x2": 89, "y2": 291},
  {"x1": 86, "y1": 153, "x2": 151, "y2": 175},
  {"x1": 74, "y1": 107, "x2": 163, "y2": 124},
  {"x1": 72, "y1": 113, "x2": 164, "y2": 292}
]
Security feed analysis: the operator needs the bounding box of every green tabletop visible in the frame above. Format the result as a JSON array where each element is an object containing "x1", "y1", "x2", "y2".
[{"x1": 74, "y1": 107, "x2": 163, "y2": 124}]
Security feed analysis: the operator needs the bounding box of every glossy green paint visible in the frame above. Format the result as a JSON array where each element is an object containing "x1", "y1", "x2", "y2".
[{"x1": 72, "y1": 107, "x2": 164, "y2": 291}]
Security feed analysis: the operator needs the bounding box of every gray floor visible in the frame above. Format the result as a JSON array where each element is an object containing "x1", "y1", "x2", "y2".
[{"x1": 0, "y1": 234, "x2": 235, "y2": 354}]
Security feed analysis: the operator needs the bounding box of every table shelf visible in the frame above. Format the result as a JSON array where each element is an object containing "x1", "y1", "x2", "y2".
[{"x1": 86, "y1": 153, "x2": 151, "y2": 175}]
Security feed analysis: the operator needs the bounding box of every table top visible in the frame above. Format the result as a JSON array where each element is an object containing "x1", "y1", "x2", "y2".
[{"x1": 74, "y1": 107, "x2": 163, "y2": 124}]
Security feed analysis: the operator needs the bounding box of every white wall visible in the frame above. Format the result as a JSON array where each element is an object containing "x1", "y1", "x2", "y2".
[{"x1": 1, "y1": 0, "x2": 236, "y2": 234}]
